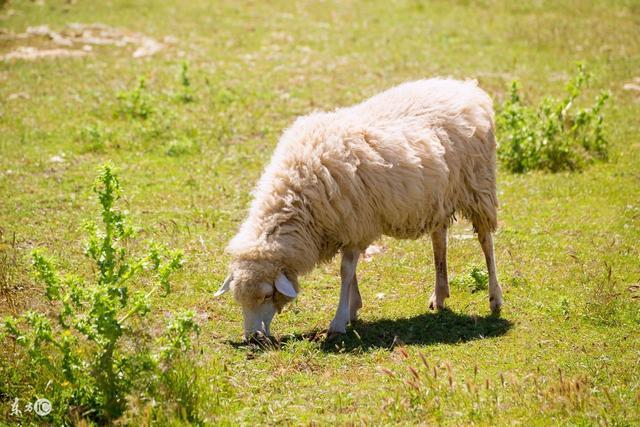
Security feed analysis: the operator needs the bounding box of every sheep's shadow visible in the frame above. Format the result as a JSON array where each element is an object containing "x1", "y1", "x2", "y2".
[
  {"x1": 311, "y1": 309, "x2": 512, "y2": 353},
  {"x1": 230, "y1": 309, "x2": 512, "y2": 354}
]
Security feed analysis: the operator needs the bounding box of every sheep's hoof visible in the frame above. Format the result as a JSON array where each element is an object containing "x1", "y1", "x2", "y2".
[
  {"x1": 349, "y1": 307, "x2": 360, "y2": 322},
  {"x1": 326, "y1": 330, "x2": 346, "y2": 341},
  {"x1": 327, "y1": 320, "x2": 347, "y2": 336},
  {"x1": 428, "y1": 293, "x2": 446, "y2": 310},
  {"x1": 246, "y1": 333, "x2": 278, "y2": 349},
  {"x1": 327, "y1": 327, "x2": 347, "y2": 336},
  {"x1": 490, "y1": 296, "x2": 503, "y2": 314}
]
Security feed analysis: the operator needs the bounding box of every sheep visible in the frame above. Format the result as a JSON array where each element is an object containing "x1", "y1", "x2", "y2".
[{"x1": 215, "y1": 78, "x2": 503, "y2": 338}]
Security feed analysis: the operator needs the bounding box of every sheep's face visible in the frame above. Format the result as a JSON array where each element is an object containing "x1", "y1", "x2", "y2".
[
  {"x1": 215, "y1": 268, "x2": 297, "y2": 339},
  {"x1": 240, "y1": 281, "x2": 278, "y2": 338}
]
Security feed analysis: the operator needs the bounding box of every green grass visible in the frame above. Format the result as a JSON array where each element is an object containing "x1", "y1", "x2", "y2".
[{"x1": 1, "y1": 0, "x2": 639, "y2": 424}]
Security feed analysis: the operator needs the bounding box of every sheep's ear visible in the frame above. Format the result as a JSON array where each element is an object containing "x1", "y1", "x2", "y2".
[
  {"x1": 275, "y1": 272, "x2": 297, "y2": 299},
  {"x1": 214, "y1": 274, "x2": 233, "y2": 297}
]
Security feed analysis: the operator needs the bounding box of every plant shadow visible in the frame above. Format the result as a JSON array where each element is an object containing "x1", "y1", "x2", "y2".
[{"x1": 229, "y1": 309, "x2": 513, "y2": 354}]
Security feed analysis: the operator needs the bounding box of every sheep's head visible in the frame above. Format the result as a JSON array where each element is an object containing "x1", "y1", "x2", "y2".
[{"x1": 214, "y1": 259, "x2": 298, "y2": 339}]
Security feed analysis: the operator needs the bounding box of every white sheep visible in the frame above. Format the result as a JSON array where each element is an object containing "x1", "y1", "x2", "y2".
[{"x1": 215, "y1": 78, "x2": 503, "y2": 338}]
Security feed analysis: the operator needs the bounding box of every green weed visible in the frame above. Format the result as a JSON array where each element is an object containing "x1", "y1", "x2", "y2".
[
  {"x1": 165, "y1": 137, "x2": 198, "y2": 157},
  {"x1": 177, "y1": 61, "x2": 194, "y2": 103},
  {"x1": 117, "y1": 77, "x2": 155, "y2": 120},
  {"x1": 450, "y1": 266, "x2": 489, "y2": 293},
  {"x1": 78, "y1": 123, "x2": 109, "y2": 153},
  {"x1": 497, "y1": 64, "x2": 611, "y2": 173},
  {"x1": 1, "y1": 166, "x2": 199, "y2": 424}
]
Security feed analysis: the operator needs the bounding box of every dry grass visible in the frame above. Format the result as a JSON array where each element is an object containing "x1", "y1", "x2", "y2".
[{"x1": 0, "y1": 229, "x2": 20, "y2": 315}]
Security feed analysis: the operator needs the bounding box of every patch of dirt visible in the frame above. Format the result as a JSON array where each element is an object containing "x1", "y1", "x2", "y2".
[
  {"x1": 0, "y1": 230, "x2": 37, "y2": 317},
  {"x1": 1, "y1": 46, "x2": 87, "y2": 61},
  {"x1": 451, "y1": 233, "x2": 475, "y2": 240},
  {"x1": 7, "y1": 92, "x2": 30, "y2": 101},
  {"x1": 1, "y1": 23, "x2": 172, "y2": 61},
  {"x1": 623, "y1": 77, "x2": 640, "y2": 93}
]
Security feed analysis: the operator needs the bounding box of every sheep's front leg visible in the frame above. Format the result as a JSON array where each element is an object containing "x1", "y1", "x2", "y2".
[
  {"x1": 328, "y1": 248, "x2": 360, "y2": 334},
  {"x1": 478, "y1": 230, "x2": 503, "y2": 313},
  {"x1": 429, "y1": 227, "x2": 449, "y2": 310}
]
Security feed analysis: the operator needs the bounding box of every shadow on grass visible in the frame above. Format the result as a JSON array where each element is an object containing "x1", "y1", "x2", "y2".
[
  {"x1": 229, "y1": 309, "x2": 512, "y2": 354},
  {"x1": 316, "y1": 309, "x2": 512, "y2": 353}
]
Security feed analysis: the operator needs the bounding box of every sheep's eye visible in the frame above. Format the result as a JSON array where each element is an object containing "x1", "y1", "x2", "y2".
[{"x1": 264, "y1": 294, "x2": 273, "y2": 301}]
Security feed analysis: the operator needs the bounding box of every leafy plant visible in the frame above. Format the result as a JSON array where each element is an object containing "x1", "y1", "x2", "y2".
[
  {"x1": 177, "y1": 61, "x2": 194, "y2": 103},
  {"x1": 559, "y1": 297, "x2": 570, "y2": 319},
  {"x1": 497, "y1": 64, "x2": 610, "y2": 173},
  {"x1": 117, "y1": 76, "x2": 154, "y2": 119},
  {"x1": 165, "y1": 136, "x2": 198, "y2": 157},
  {"x1": 78, "y1": 123, "x2": 108, "y2": 153},
  {"x1": 2, "y1": 165, "x2": 199, "y2": 423},
  {"x1": 450, "y1": 266, "x2": 488, "y2": 293}
]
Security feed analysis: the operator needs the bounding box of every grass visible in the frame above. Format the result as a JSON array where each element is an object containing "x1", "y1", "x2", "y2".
[{"x1": 1, "y1": 0, "x2": 639, "y2": 424}]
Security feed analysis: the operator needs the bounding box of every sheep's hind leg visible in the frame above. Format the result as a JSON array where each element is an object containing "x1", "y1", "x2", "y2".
[
  {"x1": 349, "y1": 274, "x2": 362, "y2": 322},
  {"x1": 429, "y1": 227, "x2": 449, "y2": 310},
  {"x1": 478, "y1": 230, "x2": 503, "y2": 313},
  {"x1": 328, "y1": 248, "x2": 360, "y2": 334}
]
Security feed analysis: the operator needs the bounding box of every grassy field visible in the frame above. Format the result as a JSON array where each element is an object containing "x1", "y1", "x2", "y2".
[{"x1": 1, "y1": 0, "x2": 639, "y2": 424}]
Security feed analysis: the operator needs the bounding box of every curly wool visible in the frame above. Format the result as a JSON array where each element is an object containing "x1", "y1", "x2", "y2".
[{"x1": 227, "y1": 78, "x2": 498, "y2": 304}]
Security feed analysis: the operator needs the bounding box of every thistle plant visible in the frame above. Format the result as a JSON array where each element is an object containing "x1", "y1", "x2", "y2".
[{"x1": 2, "y1": 165, "x2": 198, "y2": 423}]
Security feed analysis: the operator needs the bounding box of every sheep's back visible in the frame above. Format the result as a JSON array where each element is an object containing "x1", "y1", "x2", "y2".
[{"x1": 312, "y1": 79, "x2": 497, "y2": 242}]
